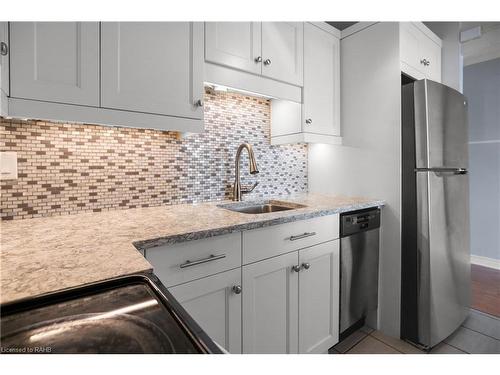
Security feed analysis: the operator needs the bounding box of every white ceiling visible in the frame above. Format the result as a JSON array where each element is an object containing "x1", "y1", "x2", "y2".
[{"x1": 460, "y1": 22, "x2": 500, "y2": 66}]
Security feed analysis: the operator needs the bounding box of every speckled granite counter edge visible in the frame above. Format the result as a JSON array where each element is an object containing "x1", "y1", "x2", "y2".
[{"x1": 133, "y1": 200, "x2": 385, "y2": 250}]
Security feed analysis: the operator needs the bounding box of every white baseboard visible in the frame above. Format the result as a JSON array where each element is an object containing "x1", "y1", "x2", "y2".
[{"x1": 471, "y1": 255, "x2": 500, "y2": 270}]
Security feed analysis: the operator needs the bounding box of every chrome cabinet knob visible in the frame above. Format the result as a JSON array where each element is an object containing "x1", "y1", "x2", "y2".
[
  {"x1": 305, "y1": 118, "x2": 313, "y2": 125},
  {"x1": 255, "y1": 56, "x2": 262, "y2": 63},
  {"x1": 0, "y1": 42, "x2": 8, "y2": 56},
  {"x1": 232, "y1": 285, "x2": 242, "y2": 294},
  {"x1": 195, "y1": 99, "x2": 204, "y2": 107},
  {"x1": 301, "y1": 263, "x2": 311, "y2": 270},
  {"x1": 292, "y1": 265, "x2": 301, "y2": 273},
  {"x1": 264, "y1": 58, "x2": 272, "y2": 66}
]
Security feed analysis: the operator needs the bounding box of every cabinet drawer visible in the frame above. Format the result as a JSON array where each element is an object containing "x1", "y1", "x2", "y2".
[
  {"x1": 242, "y1": 214, "x2": 339, "y2": 264},
  {"x1": 146, "y1": 232, "x2": 241, "y2": 287}
]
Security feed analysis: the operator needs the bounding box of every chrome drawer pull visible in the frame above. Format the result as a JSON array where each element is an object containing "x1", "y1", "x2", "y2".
[
  {"x1": 179, "y1": 254, "x2": 226, "y2": 269},
  {"x1": 288, "y1": 232, "x2": 317, "y2": 241}
]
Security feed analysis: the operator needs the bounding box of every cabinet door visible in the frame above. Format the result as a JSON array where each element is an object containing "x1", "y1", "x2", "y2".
[
  {"x1": 101, "y1": 22, "x2": 204, "y2": 119},
  {"x1": 242, "y1": 252, "x2": 299, "y2": 353},
  {"x1": 298, "y1": 240, "x2": 340, "y2": 354},
  {"x1": 10, "y1": 22, "x2": 99, "y2": 106},
  {"x1": 261, "y1": 22, "x2": 303, "y2": 86},
  {"x1": 303, "y1": 23, "x2": 340, "y2": 136},
  {"x1": 400, "y1": 22, "x2": 422, "y2": 77},
  {"x1": 205, "y1": 22, "x2": 261, "y2": 75},
  {"x1": 168, "y1": 268, "x2": 242, "y2": 353},
  {"x1": 0, "y1": 22, "x2": 8, "y2": 116},
  {"x1": 0, "y1": 22, "x2": 9, "y2": 98},
  {"x1": 420, "y1": 35, "x2": 441, "y2": 82}
]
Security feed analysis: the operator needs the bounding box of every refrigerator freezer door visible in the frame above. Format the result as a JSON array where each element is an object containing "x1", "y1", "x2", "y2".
[
  {"x1": 416, "y1": 169, "x2": 471, "y2": 348},
  {"x1": 414, "y1": 80, "x2": 469, "y2": 169}
]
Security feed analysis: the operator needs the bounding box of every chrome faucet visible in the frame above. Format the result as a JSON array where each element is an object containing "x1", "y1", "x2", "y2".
[{"x1": 233, "y1": 143, "x2": 259, "y2": 201}]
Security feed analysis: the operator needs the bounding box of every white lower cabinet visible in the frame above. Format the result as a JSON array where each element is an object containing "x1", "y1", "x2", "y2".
[
  {"x1": 242, "y1": 251, "x2": 299, "y2": 354},
  {"x1": 168, "y1": 268, "x2": 242, "y2": 354},
  {"x1": 242, "y1": 239, "x2": 340, "y2": 354},
  {"x1": 298, "y1": 240, "x2": 340, "y2": 354},
  {"x1": 148, "y1": 214, "x2": 342, "y2": 354}
]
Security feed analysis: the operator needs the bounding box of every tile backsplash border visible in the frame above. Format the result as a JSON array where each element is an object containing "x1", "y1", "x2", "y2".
[{"x1": 0, "y1": 89, "x2": 308, "y2": 220}]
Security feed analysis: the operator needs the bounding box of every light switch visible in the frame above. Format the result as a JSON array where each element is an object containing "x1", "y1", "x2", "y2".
[{"x1": 0, "y1": 152, "x2": 18, "y2": 180}]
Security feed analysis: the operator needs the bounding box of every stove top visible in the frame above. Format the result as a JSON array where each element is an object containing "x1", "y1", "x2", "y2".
[{"x1": 0, "y1": 274, "x2": 221, "y2": 354}]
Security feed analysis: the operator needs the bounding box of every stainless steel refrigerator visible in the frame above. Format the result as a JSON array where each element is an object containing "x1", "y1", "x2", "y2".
[{"x1": 401, "y1": 79, "x2": 471, "y2": 350}]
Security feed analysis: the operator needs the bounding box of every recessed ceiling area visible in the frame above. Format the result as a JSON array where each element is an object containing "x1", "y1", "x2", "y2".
[{"x1": 326, "y1": 22, "x2": 358, "y2": 31}]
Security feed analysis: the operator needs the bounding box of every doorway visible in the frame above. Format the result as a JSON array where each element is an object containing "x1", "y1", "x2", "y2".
[{"x1": 463, "y1": 54, "x2": 500, "y2": 318}]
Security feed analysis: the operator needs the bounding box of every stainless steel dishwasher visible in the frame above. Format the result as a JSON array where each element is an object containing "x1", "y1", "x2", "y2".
[{"x1": 339, "y1": 208, "x2": 380, "y2": 339}]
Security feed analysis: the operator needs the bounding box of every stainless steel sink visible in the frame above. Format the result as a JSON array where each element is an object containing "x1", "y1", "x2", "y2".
[{"x1": 218, "y1": 200, "x2": 306, "y2": 214}]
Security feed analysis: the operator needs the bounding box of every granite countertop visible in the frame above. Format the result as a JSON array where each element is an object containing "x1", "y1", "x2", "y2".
[{"x1": 0, "y1": 193, "x2": 384, "y2": 304}]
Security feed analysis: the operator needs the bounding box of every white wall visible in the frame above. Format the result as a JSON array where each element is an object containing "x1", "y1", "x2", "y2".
[{"x1": 308, "y1": 22, "x2": 402, "y2": 337}]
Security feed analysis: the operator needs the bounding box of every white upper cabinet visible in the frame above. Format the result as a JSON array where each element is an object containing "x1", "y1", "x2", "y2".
[
  {"x1": 0, "y1": 22, "x2": 9, "y2": 116},
  {"x1": 168, "y1": 268, "x2": 242, "y2": 354},
  {"x1": 101, "y1": 22, "x2": 204, "y2": 119},
  {"x1": 10, "y1": 22, "x2": 99, "y2": 106},
  {"x1": 205, "y1": 22, "x2": 261, "y2": 75},
  {"x1": 204, "y1": 22, "x2": 304, "y2": 89},
  {"x1": 303, "y1": 22, "x2": 340, "y2": 136},
  {"x1": 419, "y1": 32, "x2": 441, "y2": 82},
  {"x1": 298, "y1": 240, "x2": 340, "y2": 354},
  {"x1": 261, "y1": 22, "x2": 303, "y2": 86},
  {"x1": 400, "y1": 22, "x2": 442, "y2": 82},
  {"x1": 271, "y1": 23, "x2": 341, "y2": 146},
  {"x1": 242, "y1": 252, "x2": 299, "y2": 354}
]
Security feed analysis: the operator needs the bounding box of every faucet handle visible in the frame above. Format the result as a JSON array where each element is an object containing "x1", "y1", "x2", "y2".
[{"x1": 241, "y1": 181, "x2": 259, "y2": 194}]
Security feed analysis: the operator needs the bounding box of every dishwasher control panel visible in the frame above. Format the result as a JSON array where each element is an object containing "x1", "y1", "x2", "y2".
[{"x1": 340, "y1": 208, "x2": 380, "y2": 237}]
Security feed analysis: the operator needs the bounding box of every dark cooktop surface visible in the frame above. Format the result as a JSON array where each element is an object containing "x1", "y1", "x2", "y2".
[{"x1": 1, "y1": 282, "x2": 202, "y2": 354}]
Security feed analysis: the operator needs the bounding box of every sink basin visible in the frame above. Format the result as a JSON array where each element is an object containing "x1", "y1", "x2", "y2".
[{"x1": 218, "y1": 200, "x2": 306, "y2": 214}]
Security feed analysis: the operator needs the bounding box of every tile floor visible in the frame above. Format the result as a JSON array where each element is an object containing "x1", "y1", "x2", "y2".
[{"x1": 330, "y1": 309, "x2": 500, "y2": 354}]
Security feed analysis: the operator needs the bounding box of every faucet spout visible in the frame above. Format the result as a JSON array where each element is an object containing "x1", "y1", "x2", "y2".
[{"x1": 233, "y1": 143, "x2": 259, "y2": 201}]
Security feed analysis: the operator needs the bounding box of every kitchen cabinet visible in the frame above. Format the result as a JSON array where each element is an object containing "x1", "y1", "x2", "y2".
[
  {"x1": 242, "y1": 214, "x2": 339, "y2": 264},
  {"x1": 4, "y1": 22, "x2": 204, "y2": 133},
  {"x1": 146, "y1": 232, "x2": 241, "y2": 288},
  {"x1": 261, "y1": 22, "x2": 303, "y2": 86},
  {"x1": 10, "y1": 22, "x2": 99, "y2": 106},
  {"x1": 205, "y1": 22, "x2": 261, "y2": 75},
  {"x1": 146, "y1": 212, "x2": 342, "y2": 354},
  {"x1": 242, "y1": 251, "x2": 299, "y2": 354},
  {"x1": 400, "y1": 22, "x2": 442, "y2": 82},
  {"x1": 298, "y1": 240, "x2": 340, "y2": 354},
  {"x1": 204, "y1": 21, "x2": 304, "y2": 89},
  {"x1": 303, "y1": 22, "x2": 340, "y2": 137},
  {"x1": 0, "y1": 22, "x2": 8, "y2": 116},
  {"x1": 242, "y1": 240, "x2": 340, "y2": 354},
  {"x1": 271, "y1": 23, "x2": 342, "y2": 145},
  {"x1": 101, "y1": 22, "x2": 204, "y2": 119},
  {"x1": 168, "y1": 268, "x2": 242, "y2": 354}
]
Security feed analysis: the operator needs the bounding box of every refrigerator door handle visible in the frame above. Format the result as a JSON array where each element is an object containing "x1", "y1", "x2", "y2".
[{"x1": 415, "y1": 167, "x2": 468, "y2": 175}]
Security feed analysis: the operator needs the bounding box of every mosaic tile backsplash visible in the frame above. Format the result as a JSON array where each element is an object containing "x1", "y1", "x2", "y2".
[{"x1": 0, "y1": 89, "x2": 308, "y2": 220}]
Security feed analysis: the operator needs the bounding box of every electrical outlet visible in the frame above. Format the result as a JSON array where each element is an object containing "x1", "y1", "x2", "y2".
[{"x1": 0, "y1": 152, "x2": 18, "y2": 180}]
